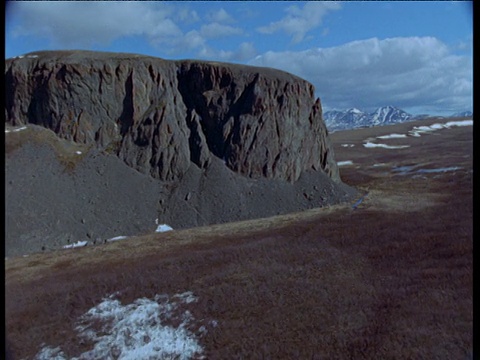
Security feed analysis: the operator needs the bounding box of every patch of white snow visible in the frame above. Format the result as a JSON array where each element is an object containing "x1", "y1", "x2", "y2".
[
  {"x1": 63, "y1": 240, "x2": 88, "y2": 249},
  {"x1": 340, "y1": 144, "x2": 355, "y2": 147},
  {"x1": 429, "y1": 123, "x2": 446, "y2": 130},
  {"x1": 35, "y1": 346, "x2": 67, "y2": 360},
  {"x1": 35, "y1": 291, "x2": 209, "y2": 360},
  {"x1": 156, "y1": 224, "x2": 174, "y2": 233},
  {"x1": 407, "y1": 119, "x2": 472, "y2": 137},
  {"x1": 337, "y1": 160, "x2": 353, "y2": 166},
  {"x1": 6, "y1": 126, "x2": 28, "y2": 133},
  {"x1": 106, "y1": 235, "x2": 128, "y2": 242},
  {"x1": 377, "y1": 133, "x2": 407, "y2": 139},
  {"x1": 392, "y1": 165, "x2": 417, "y2": 175},
  {"x1": 392, "y1": 165, "x2": 461, "y2": 175},
  {"x1": 363, "y1": 142, "x2": 410, "y2": 149},
  {"x1": 444, "y1": 119, "x2": 473, "y2": 127},
  {"x1": 416, "y1": 166, "x2": 461, "y2": 174}
]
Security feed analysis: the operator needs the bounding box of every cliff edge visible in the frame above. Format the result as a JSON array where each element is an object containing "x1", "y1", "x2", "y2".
[
  {"x1": 5, "y1": 50, "x2": 339, "y2": 183},
  {"x1": 5, "y1": 51, "x2": 357, "y2": 256}
]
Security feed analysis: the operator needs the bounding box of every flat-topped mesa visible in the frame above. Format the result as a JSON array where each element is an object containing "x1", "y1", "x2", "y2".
[{"x1": 5, "y1": 50, "x2": 339, "y2": 183}]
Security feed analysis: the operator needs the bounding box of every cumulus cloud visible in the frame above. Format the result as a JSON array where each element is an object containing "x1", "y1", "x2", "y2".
[
  {"x1": 191, "y1": 42, "x2": 258, "y2": 64},
  {"x1": 200, "y1": 23, "x2": 243, "y2": 38},
  {"x1": 9, "y1": 2, "x2": 182, "y2": 47},
  {"x1": 8, "y1": 2, "x2": 246, "y2": 59},
  {"x1": 176, "y1": 7, "x2": 200, "y2": 23},
  {"x1": 235, "y1": 42, "x2": 258, "y2": 60},
  {"x1": 249, "y1": 36, "x2": 473, "y2": 115},
  {"x1": 257, "y1": 2, "x2": 342, "y2": 43},
  {"x1": 162, "y1": 30, "x2": 208, "y2": 56},
  {"x1": 206, "y1": 8, "x2": 235, "y2": 24},
  {"x1": 217, "y1": 42, "x2": 258, "y2": 62}
]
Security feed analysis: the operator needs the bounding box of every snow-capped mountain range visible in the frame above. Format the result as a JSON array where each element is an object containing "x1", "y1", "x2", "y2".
[
  {"x1": 323, "y1": 106, "x2": 413, "y2": 132},
  {"x1": 324, "y1": 106, "x2": 473, "y2": 132},
  {"x1": 451, "y1": 111, "x2": 473, "y2": 117}
]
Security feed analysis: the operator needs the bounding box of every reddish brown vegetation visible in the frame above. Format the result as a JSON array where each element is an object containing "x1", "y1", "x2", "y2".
[{"x1": 5, "y1": 118, "x2": 472, "y2": 359}]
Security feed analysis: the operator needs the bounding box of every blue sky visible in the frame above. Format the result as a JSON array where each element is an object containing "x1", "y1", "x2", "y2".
[{"x1": 5, "y1": 1, "x2": 473, "y2": 116}]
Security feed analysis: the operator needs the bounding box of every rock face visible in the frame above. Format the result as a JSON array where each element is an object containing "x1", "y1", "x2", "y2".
[
  {"x1": 5, "y1": 50, "x2": 339, "y2": 183},
  {"x1": 5, "y1": 51, "x2": 358, "y2": 257}
]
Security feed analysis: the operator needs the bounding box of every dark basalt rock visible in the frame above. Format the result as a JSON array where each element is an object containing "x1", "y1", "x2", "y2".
[
  {"x1": 5, "y1": 50, "x2": 339, "y2": 183},
  {"x1": 5, "y1": 50, "x2": 357, "y2": 257}
]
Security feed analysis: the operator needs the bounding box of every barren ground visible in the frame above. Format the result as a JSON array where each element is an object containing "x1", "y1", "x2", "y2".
[{"x1": 5, "y1": 117, "x2": 473, "y2": 359}]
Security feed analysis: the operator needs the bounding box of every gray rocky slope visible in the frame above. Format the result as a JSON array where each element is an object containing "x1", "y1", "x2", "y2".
[{"x1": 5, "y1": 50, "x2": 358, "y2": 257}]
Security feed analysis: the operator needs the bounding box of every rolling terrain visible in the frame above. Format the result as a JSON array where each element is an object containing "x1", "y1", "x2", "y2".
[{"x1": 5, "y1": 116, "x2": 473, "y2": 359}]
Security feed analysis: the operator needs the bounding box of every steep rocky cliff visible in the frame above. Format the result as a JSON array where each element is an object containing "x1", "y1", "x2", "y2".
[
  {"x1": 5, "y1": 50, "x2": 356, "y2": 256},
  {"x1": 5, "y1": 50, "x2": 338, "y2": 183}
]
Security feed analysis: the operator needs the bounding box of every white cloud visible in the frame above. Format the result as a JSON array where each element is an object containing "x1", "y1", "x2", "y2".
[
  {"x1": 249, "y1": 36, "x2": 473, "y2": 115},
  {"x1": 10, "y1": 2, "x2": 182, "y2": 47},
  {"x1": 206, "y1": 8, "x2": 235, "y2": 24},
  {"x1": 257, "y1": 2, "x2": 342, "y2": 43},
  {"x1": 176, "y1": 7, "x2": 200, "y2": 23},
  {"x1": 8, "y1": 2, "x2": 245, "y2": 60},
  {"x1": 167, "y1": 30, "x2": 207, "y2": 54},
  {"x1": 235, "y1": 42, "x2": 258, "y2": 61},
  {"x1": 200, "y1": 23, "x2": 243, "y2": 38},
  {"x1": 218, "y1": 42, "x2": 258, "y2": 62},
  {"x1": 190, "y1": 42, "x2": 257, "y2": 64}
]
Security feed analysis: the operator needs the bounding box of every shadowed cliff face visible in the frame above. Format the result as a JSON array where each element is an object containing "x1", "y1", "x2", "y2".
[{"x1": 5, "y1": 50, "x2": 339, "y2": 183}]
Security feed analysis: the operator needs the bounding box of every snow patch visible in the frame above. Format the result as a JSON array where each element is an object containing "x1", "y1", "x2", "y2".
[
  {"x1": 106, "y1": 235, "x2": 128, "y2": 242},
  {"x1": 35, "y1": 292, "x2": 208, "y2": 360},
  {"x1": 408, "y1": 119, "x2": 472, "y2": 137},
  {"x1": 27, "y1": 54, "x2": 39, "y2": 58},
  {"x1": 155, "y1": 219, "x2": 173, "y2": 232},
  {"x1": 363, "y1": 142, "x2": 410, "y2": 149},
  {"x1": 392, "y1": 165, "x2": 417, "y2": 175},
  {"x1": 340, "y1": 144, "x2": 355, "y2": 147},
  {"x1": 35, "y1": 346, "x2": 67, "y2": 359},
  {"x1": 63, "y1": 241, "x2": 88, "y2": 249},
  {"x1": 156, "y1": 224, "x2": 174, "y2": 233},
  {"x1": 408, "y1": 125, "x2": 441, "y2": 137},
  {"x1": 376, "y1": 133, "x2": 407, "y2": 139},
  {"x1": 5, "y1": 126, "x2": 27, "y2": 133},
  {"x1": 416, "y1": 166, "x2": 461, "y2": 174},
  {"x1": 337, "y1": 160, "x2": 353, "y2": 166},
  {"x1": 75, "y1": 151, "x2": 82, "y2": 155},
  {"x1": 444, "y1": 119, "x2": 473, "y2": 127},
  {"x1": 429, "y1": 123, "x2": 446, "y2": 130},
  {"x1": 392, "y1": 165, "x2": 461, "y2": 175}
]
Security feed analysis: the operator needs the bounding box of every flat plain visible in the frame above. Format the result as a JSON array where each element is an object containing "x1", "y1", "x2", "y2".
[{"x1": 5, "y1": 117, "x2": 473, "y2": 359}]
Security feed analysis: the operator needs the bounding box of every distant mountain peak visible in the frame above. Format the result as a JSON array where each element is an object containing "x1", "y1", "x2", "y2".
[
  {"x1": 347, "y1": 108, "x2": 363, "y2": 114},
  {"x1": 451, "y1": 111, "x2": 472, "y2": 117},
  {"x1": 324, "y1": 106, "x2": 413, "y2": 132}
]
